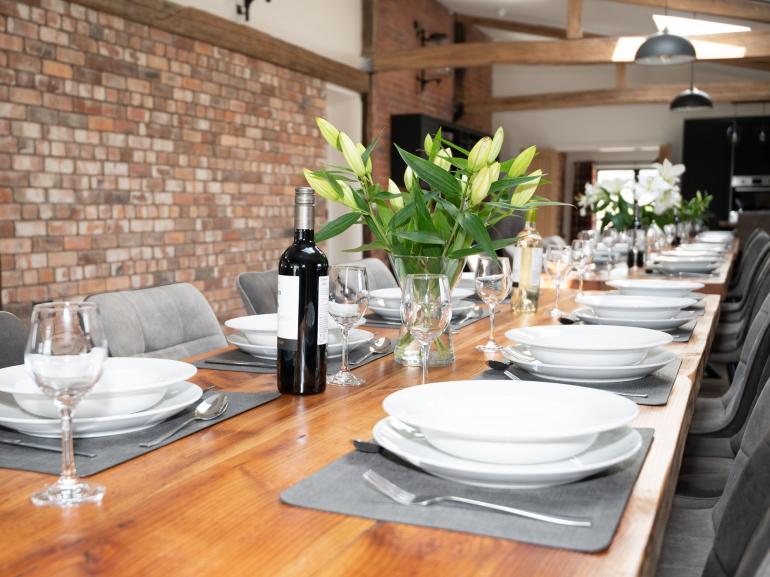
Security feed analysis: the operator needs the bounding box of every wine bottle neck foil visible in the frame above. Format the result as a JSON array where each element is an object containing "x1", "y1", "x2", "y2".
[{"x1": 295, "y1": 187, "x2": 315, "y2": 231}]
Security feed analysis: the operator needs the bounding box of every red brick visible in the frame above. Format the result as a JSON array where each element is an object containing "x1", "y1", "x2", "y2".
[{"x1": 42, "y1": 59, "x2": 72, "y2": 78}]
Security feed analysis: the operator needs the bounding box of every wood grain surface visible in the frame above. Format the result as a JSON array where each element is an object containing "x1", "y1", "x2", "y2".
[{"x1": 0, "y1": 284, "x2": 724, "y2": 577}]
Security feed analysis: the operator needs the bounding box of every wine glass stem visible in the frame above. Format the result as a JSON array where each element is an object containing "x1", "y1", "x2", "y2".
[
  {"x1": 59, "y1": 405, "x2": 78, "y2": 484},
  {"x1": 340, "y1": 327, "x2": 350, "y2": 373},
  {"x1": 578, "y1": 270, "x2": 584, "y2": 294},
  {"x1": 554, "y1": 278, "x2": 561, "y2": 309},
  {"x1": 487, "y1": 303, "x2": 496, "y2": 344},
  {"x1": 421, "y1": 341, "x2": 429, "y2": 385}
]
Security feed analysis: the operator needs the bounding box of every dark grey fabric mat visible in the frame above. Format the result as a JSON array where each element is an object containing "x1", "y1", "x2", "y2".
[
  {"x1": 0, "y1": 391, "x2": 280, "y2": 477},
  {"x1": 670, "y1": 320, "x2": 697, "y2": 342},
  {"x1": 281, "y1": 429, "x2": 654, "y2": 552},
  {"x1": 195, "y1": 342, "x2": 395, "y2": 374},
  {"x1": 476, "y1": 358, "x2": 681, "y2": 406}
]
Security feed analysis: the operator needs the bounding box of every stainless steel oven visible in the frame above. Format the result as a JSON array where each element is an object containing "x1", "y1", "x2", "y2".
[{"x1": 731, "y1": 175, "x2": 770, "y2": 212}]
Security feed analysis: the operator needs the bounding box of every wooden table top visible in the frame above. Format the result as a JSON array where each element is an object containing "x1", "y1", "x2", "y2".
[
  {"x1": 570, "y1": 240, "x2": 738, "y2": 300},
  {"x1": 0, "y1": 287, "x2": 722, "y2": 577}
]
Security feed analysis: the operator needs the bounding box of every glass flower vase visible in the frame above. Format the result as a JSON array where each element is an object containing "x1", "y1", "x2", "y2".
[{"x1": 388, "y1": 254, "x2": 466, "y2": 367}]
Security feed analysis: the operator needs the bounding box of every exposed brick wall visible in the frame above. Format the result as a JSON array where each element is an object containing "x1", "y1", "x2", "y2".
[
  {"x1": 0, "y1": 0, "x2": 326, "y2": 321},
  {"x1": 367, "y1": 0, "x2": 492, "y2": 183}
]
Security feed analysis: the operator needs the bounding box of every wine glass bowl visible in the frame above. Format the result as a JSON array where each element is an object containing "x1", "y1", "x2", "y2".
[
  {"x1": 474, "y1": 256, "x2": 512, "y2": 352},
  {"x1": 327, "y1": 266, "x2": 369, "y2": 387},
  {"x1": 25, "y1": 301, "x2": 108, "y2": 507},
  {"x1": 544, "y1": 247, "x2": 573, "y2": 318},
  {"x1": 571, "y1": 240, "x2": 593, "y2": 297},
  {"x1": 401, "y1": 274, "x2": 452, "y2": 385}
]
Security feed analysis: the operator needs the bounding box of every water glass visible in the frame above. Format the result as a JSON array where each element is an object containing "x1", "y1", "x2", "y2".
[
  {"x1": 401, "y1": 274, "x2": 452, "y2": 385},
  {"x1": 544, "y1": 246, "x2": 572, "y2": 318},
  {"x1": 663, "y1": 224, "x2": 677, "y2": 248},
  {"x1": 474, "y1": 256, "x2": 512, "y2": 353},
  {"x1": 25, "y1": 301, "x2": 108, "y2": 507},
  {"x1": 571, "y1": 240, "x2": 593, "y2": 296},
  {"x1": 328, "y1": 265, "x2": 369, "y2": 387}
]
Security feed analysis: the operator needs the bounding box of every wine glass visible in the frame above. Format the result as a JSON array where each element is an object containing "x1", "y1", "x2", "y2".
[
  {"x1": 401, "y1": 274, "x2": 452, "y2": 385},
  {"x1": 601, "y1": 229, "x2": 618, "y2": 276},
  {"x1": 663, "y1": 224, "x2": 677, "y2": 248},
  {"x1": 544, "y1": 246, "x2": 572, "y2": 318},
  {"x1": 327, "y1": 265, "x2": 369, "y2": 387},
  {"x1": 571, "y1": 240, "x2": 593, "y2": 296},
  {"x1": 474, "y1": 256, "x2": 512, "y2": 352},
  {"x1": 25, "y1": 301, "x2": 108, "y2": 507}
]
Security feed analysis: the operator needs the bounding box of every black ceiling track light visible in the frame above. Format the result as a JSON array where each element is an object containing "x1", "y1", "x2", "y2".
[
  {"x1": 670, "y1": 63, "x2": 713, "y2": 110},
  {"x1": 634, "y1": 0, "x2": 696, "y2": 65}
]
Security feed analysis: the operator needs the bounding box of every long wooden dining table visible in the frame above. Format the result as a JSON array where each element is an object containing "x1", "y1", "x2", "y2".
[{"x1": 0, "y1": 282, "x2": 725, "y2": 577}]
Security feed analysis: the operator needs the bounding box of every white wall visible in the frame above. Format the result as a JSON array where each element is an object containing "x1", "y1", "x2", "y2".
[{"x1": 173, "y1": 0, "x2": 364, "y2": 69}]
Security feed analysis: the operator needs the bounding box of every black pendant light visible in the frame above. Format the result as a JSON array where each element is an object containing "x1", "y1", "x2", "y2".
[
  {"x1": 635, "y1": 1, "x2": 696, "y2": 65},
  {"x1": 670, "y1": 63, "x2": 713, "y2": 110}
]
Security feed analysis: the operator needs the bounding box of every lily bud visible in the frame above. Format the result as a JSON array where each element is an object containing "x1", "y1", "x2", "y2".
[
  {"x1": 316, "y1": 118, "x2": 341, "y2": 151},
  {"x1": 470, "y1": 166, "x2": 492, "y2": 206},
  {"x1": 356, "y1": 142, "x2": 372, "y2": 174},
  {"x1": 508, "y1": 145, "x2": 537, "y2": 178},
  {"x1": 339, "y1": 180, "x2": 358, "y2": 209},
  {"x1": 404, "y1": 166, "x2": 415, "y2": 191},
  {"x1": 388, "y1": 178, "x2": 404, "y2": 211},
  {"x1": 489, "y1": 161, "x2": 501, "y2": 183},
  {"x1": 424, "y1": 133, "x2": 433, "y2": 157},
  {"x1": 340, "y1": 132, "x2": 367, "y2": 178},
  {"x1": 433, "y1": 147, "x2": 452, "y2": 172},
  {"x1": 510, "y1": 169, "x2": 542, "y2": 207},
  {"x1": 488, "y1": 127, "x2": 504, "y2": 163},
  {"x1": 303, "y1": 169, "x2": 341, "y2": 203},
  {"x1": 467, "y1": 137, "x2": 492, "y2": 172}
]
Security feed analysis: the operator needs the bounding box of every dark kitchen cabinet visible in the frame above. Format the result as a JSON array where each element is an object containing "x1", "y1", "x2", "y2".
[{"x1": 681, "y1": 118, "x2": 733, "y2": 222}]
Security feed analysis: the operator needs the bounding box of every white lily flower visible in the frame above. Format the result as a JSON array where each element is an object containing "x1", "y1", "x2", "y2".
[{"x1": 654, "y1": 158, "x2": 686, "y2": 185}]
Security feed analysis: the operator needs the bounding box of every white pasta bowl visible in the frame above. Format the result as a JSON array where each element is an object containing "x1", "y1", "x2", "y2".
[
  {"x1": 505, "y1": 324, "x2": 673, "y2": 366},
  {"x1": 225, "y1": 313, "x2": 342, "y2": 345},
  {"x1": 606, "y1": 279, "x2": 704, "y2": 298},
  {"x1": 575, "y1": 293, "x2": 697, "y2": 320},
  {"x1": 382, "y1": 380, "x2": 639, "y2": 465},
  {"x1": 0, "y1": 358, "x2": 197, "y2": 419},
  {"x1": 368, "y1": 287, "x2": 473, "y2": 309}
]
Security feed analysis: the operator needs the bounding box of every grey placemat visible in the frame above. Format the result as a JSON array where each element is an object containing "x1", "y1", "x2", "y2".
[
  {"x1": 0, "y1": 391, "x2": 280, "y2": 477},
  {"x1": 281, "y1": 429, "x2": 653, "y2": 552},
  {"x1": 670, "y1": 320, "x2": 697, "y2": 342},
  {"x1": 195, "y1": 343, "x2": 395, "y2": 374},
  {"x1": 476, "y1": 358, "x2": 681, "y2": 406}
]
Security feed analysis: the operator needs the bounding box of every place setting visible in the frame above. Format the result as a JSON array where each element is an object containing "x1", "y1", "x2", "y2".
[{"x1": 281, "y1": 378, "x2": 653, "y2": 552}]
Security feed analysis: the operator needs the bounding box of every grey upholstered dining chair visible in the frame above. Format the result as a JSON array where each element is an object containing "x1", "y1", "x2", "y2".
[
  {"x1": 720, "y1": 233, "x2": 770, "y2": 323},
  {"x1": 236, "y1": 259, "x2": 397, "y2": 315},
  {"x1": 727, "y1": 228, "x2": 764, "y2": 293},
  {"x1": 85, "y1": 283, "x2": 227, "y2": 359},
  {"x1": 656, "y1": 378, "x2": 770, "y2": 577},
  {"x1": 0, "y1": 311, "x2": 27, "y2": 369}
]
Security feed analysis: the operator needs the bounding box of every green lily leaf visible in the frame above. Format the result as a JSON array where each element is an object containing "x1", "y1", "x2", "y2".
[
  {"x1": 489, "y1": 174, "x2": 541, "y2": 195},
  {"x1": 316, "y1": 212, "x2": 361, "y2": 242},
  {"x1": 343, "y1": 241, "x2": 387, "y2": 252},
  {"x1": 394, "y1": 230, "x2": 446, "y2": 245},
  {"x1": 396, "y1": 145, "x2": 462, "y2": 201},
  {"x1": 458, "y1": 212, "x2": 496, "y2": 258},
  {"x1": 448, "y1": 237, "x2": 519, "y2": 258},
  {"x1": 438, "y1": 137, "x2": 470, "y2": 156}
]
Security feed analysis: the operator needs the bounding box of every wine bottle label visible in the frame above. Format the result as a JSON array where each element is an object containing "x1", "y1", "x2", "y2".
[
  {"x1": 529, "y1": 247, "x2": 543, "y2": 283},
  {"x1": 318, "y1": 275, "x2": 329, "y2": 345},
  {"x1": 511, "y1": 246, "x2": 522, "y2": 282},
  {"x1": 277, "y1": 274, "x2": 299, "y2": 340}
]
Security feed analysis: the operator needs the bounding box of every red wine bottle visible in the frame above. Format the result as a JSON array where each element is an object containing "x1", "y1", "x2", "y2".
[{"x1": 277, "y1": 187, "x2": 329, "y2": 395}]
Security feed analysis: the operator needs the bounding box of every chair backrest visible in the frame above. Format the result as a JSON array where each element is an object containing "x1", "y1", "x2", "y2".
[
  {"x1": 729, "y1": 231, "x2": 770, "y2": 300},
  {"x1": 85, "y1": 283, "x2": 226, "y2": 359},
  {"x1": 236, "y1": 271, "x2": 278, "y2": 315},
  {"x1": 717, "y1": 292, "x2": 770, "y2": 436},
  {"x1": 733, "y1": 227, "x2": 763, "y2": 280},
  {"x1": 704, "y1": 373, "x2": 770, "y2": 577},
  {"x1": 0, "y1": 311, "x2": 27, "y2": 368},
  {"x1": 339, "y1": 258, "x2": 398, "y2": 291}
]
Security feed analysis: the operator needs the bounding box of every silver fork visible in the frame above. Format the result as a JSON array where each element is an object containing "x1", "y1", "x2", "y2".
[{"x1": 362, "y1": 469, "x2": 592, "y2": 527}]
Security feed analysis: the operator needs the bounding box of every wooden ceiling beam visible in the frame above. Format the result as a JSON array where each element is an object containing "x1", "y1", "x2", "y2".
[
  {"x1": 566, "y1": 0, "x2": 584, "y2": 39},
  {"x1": 372, "y1": 30, "x2": 770, "y2": 70},
  {"x1": 453, "y1": 13, "x2": 602, "y2": 39},
  {"x1": 607, "y1": 0, "x2": 770, "y2": 25},
  {"x1": 464, "y1": 82, "x2": 770, "y2": 113}
]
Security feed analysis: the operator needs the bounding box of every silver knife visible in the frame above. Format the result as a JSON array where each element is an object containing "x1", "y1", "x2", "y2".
[{"x1": 0, "y1": 437, "x2": 96, "y2": 458}]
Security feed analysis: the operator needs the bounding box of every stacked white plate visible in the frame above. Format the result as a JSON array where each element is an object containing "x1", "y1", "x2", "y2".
[
  {"x1": 696, "y1": 231, "x2": 734, "y2": 246},
  {"x1": 650, "y1": 253, "x2": 722, "y2": 274},
  {"x1": 368, "y1": 287, "x2": 475, "y2": 322},
  {"x1": 0, "y1": 358, "x2": 200, "y2": 437},
  {"x1": 225, "y1": 313, "x2": 373, "y2": 359},
  {"x1": 375, "y1": 380, "x2": 641, "y2": 488},
  {"x1": 573, "y1": 292, "x2": 698, "y2": 332},
  {"x1": 607, "y1": 279, "x2": 704, "y2": 298},
  {"x1": 503, "y1": 324, "x2": 674, "y2": 384}
]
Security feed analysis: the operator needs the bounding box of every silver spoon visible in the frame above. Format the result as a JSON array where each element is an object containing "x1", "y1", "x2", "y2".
[
  {"x1": 140, "y1": 393, "x2": 229, "y2": 448},
  {"x1": 352, "y1": 337, "x2": 391, "y2": 365},
  {"x1": 452, "y1": 306, "x2": 481, "y2": 333}
]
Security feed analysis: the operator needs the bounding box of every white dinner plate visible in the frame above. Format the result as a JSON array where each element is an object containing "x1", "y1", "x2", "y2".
[
  {"x1": 383, "y1": 380, "x2": 638, "y2": 465},
  {"x1": 651, "y1": 261, "x2": 721, "y2": 274},
  {"x1": 606, "y1": 278, "x2": 704, "y2": 297},
  {"x1": 655, "y1": 254, "x2": 724, "y2": 263},
  {"x1": 369, "y1": 287, "x2": 474, "y2": 308},
  {"x1": 696, "y1": 231, "x2": 733, "y2": 243},
  {"x1": 575, "y1": 294, "x2": 696, "y2": 320},
  {"x1": 225, "y1": 313, "x2": 345, "y2": 345},
  {"x1": 0, "y1": 382, "x2": 202, "y2": 438},
  {"x1": 373, "y1": 418, "x2": 643, "y2": 489},
  {"x1": 503, "y1": 345, "x2": 676, "y2": 383},
  {"x1": 676, "y1": 243, "x2": 726, "y2": 252},
  {"x1": 575, "y1": 308, "x2": 698, "y2": 331},
  {"x1": 369, "y1": 299, "x2": 475, "y2": 321},
  {"x1": 505, "y1": 325, "x2": 672, "y2": 367},
  {"x1": 227, "y1": 329, "x2": 373, "y2": 360},
  {"x1": 0, "y1": 358, "x2": 197, "y2": 419}
]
